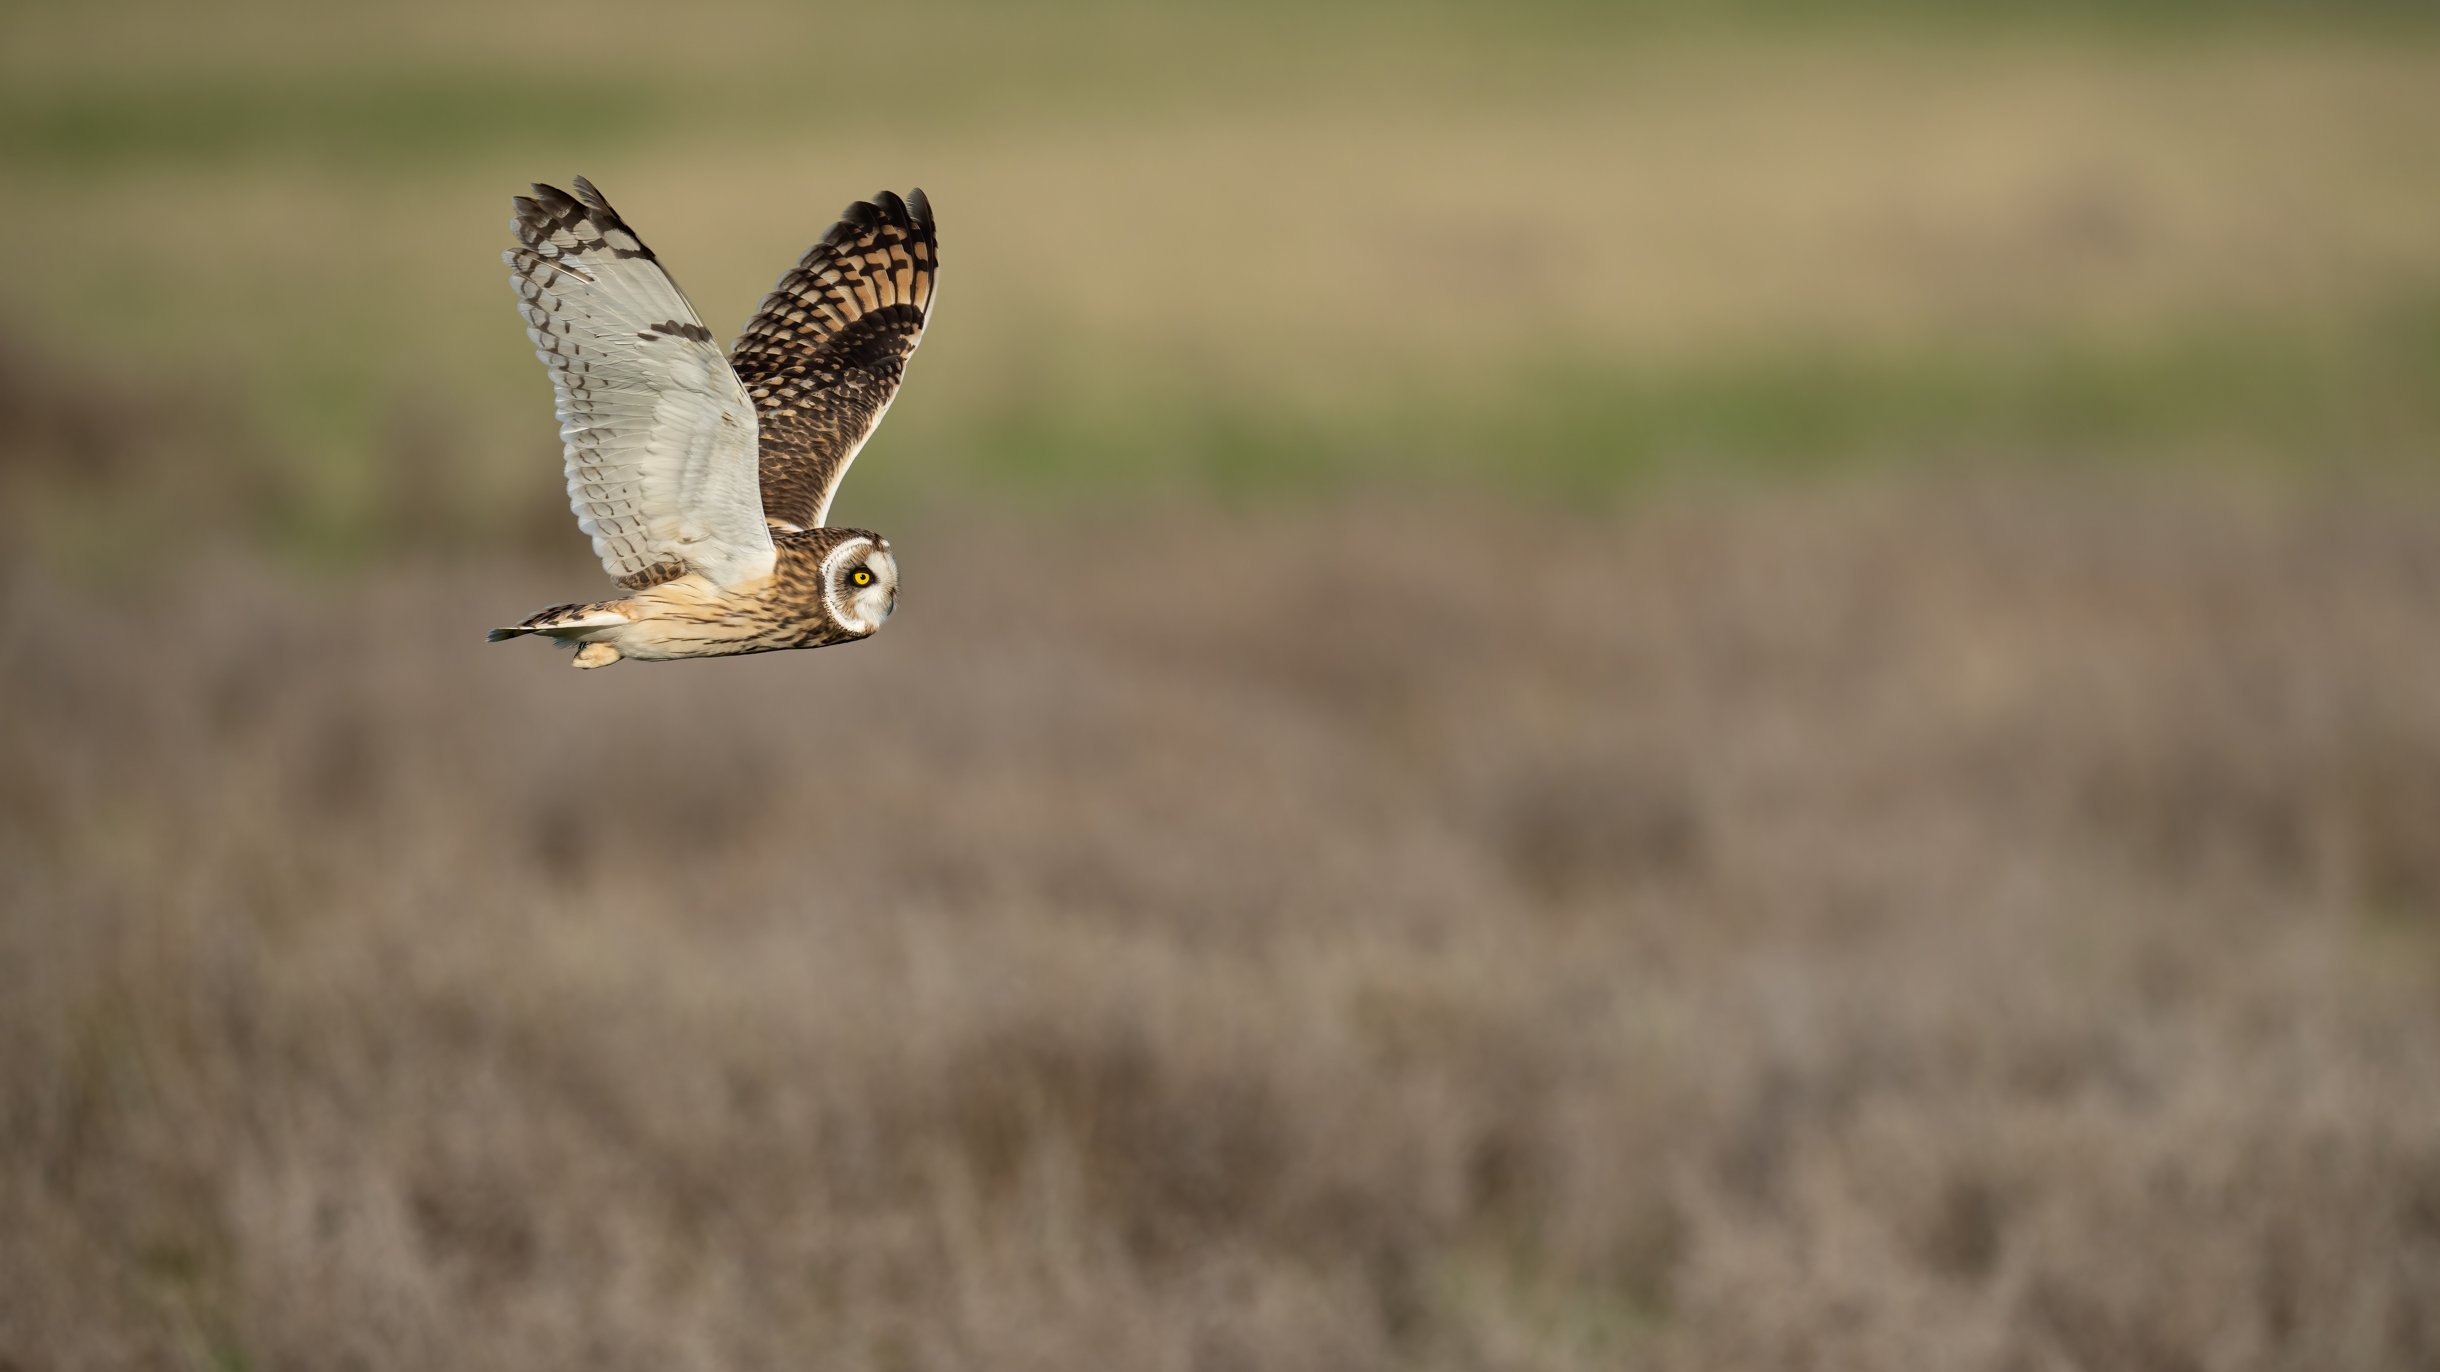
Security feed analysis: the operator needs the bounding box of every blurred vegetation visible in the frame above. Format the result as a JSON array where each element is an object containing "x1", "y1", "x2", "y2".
[
  {"x1": 13, "y1": 5, "x2": 2440, "y2": 1366},
  {"x1": 3, "y1": 0, "x2": 2439, "y2": 562}
]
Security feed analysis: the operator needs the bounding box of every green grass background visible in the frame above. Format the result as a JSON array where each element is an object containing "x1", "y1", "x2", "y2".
[{"x1": 6, "y1": 0, "x2": 2440, "y2": 554}]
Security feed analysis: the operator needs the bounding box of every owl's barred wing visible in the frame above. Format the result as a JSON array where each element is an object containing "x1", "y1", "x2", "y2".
[
  {"x1": 508, "y1": 178, "x2": 777, "y2": 591},
  {"x1": 732, "y1": 189, "x2": 936, "y2": 531}
]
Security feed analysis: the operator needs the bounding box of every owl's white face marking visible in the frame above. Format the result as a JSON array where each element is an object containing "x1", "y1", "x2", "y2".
[{"x1": 821, "y1": 536, "x2": 898, "y2": 635}]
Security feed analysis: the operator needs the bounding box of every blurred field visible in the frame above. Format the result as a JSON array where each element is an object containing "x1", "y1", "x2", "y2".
[
  {"x1": 12, "y1": 483, "x2": 2440, "y2": 1368},
  {"x1": 8, "y1": 0, "x2": 2440, "y2": 1367},
  {"x1": 7, "y1": 0, "x2": 2440, "y2": 541}
]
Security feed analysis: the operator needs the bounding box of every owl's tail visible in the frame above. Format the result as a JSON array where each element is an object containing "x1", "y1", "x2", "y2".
[{"x1": 486, "y1": 600, "x2": 633, "y2": 643}]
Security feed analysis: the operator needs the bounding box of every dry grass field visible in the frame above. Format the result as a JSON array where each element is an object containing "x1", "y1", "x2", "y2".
[
  {"x1": 9, "y1": 1, "x2": 2440, "y2": 1367},
  {"x1": 10, "y1": 473, "x2": 2440, "y2": 1369}
]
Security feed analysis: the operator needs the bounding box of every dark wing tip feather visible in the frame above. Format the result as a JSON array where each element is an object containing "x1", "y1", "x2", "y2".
[
  {"x1": 509, "y1": 176, "x2": 661, "y2": 262},
  {"x1": 527, "y1": 182, "x2": 580, "y2": 216},
  {"x1": 512, "y1": 183, "x2": 585, "y2": 246},
  {"x1": 814, "y1": 190, "x2": 933, "y2": 250},
  {"x1": 570, "y1": 175, "x2": 623, "y2": 225},
  {"x1": 510, "y1": 191, "x2": 556, "y2": 243}
]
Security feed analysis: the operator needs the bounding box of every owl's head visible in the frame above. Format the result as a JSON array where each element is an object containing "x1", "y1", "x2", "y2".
[{"x1": 820, "y1": 533, "x2": 899, "y2": 635}]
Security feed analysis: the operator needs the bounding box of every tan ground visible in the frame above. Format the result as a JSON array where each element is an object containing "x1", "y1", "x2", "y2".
[{"x1": 7, "y1": 475, "x2": 2440, "y2": 1369}]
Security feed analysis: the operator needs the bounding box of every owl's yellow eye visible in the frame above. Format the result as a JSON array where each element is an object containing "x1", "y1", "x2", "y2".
[{"x1": 851, "y1": 569, "x2": 874, "y2": 586}]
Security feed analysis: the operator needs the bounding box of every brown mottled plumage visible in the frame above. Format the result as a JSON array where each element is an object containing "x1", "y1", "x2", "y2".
[
  {"x1": 489, "y1": 178, "x2": 934, "y2": 667},
  {"x1": 736, "y1": 189, "x2": 936, "y2": 532}
]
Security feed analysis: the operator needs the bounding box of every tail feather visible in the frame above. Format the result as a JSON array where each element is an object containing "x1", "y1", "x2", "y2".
[{"x1": 487, "y1": 600, "x2": 631, "y2": 643}]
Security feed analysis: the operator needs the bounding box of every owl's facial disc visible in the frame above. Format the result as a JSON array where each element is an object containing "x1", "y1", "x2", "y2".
[{"x1": 822, "y1": 537, "x2": 898, "y2": 634}]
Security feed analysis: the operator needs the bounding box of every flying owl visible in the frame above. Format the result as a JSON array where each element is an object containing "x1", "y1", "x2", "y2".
[{"x1": 487, "y1": 177, "x2": 935, "y2": 667}]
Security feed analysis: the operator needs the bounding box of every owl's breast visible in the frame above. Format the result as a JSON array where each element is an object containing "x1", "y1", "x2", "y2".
[{"x1": 605, "y1": 571, "x2": 838, "y2": 660}]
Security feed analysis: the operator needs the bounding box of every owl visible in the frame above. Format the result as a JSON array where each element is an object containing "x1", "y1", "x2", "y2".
[{"x1": 487, "y1": 177, "x2": 936, "y2": 667}]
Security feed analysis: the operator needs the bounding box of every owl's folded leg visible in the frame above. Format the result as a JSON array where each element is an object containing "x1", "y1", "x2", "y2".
[{"x1": 573, "y1": 643, "x2": 622, "y2": 669}]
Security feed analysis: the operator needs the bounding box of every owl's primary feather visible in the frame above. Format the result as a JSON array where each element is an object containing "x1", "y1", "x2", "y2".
[
  {"x1": 732, "y1": 188, "x2": 938, "y2": 532},
  {"x1": 493, "y1": 179, "x2": 929, "y2": 667}
]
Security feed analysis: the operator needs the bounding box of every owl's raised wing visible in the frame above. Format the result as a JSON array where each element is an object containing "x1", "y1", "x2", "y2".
[
  {"x1": 731, "y1": 189, "x2": 937, "y2": 532},
  {"x1": 508, "y1": 178, "x2": 776, "y2": 591}
]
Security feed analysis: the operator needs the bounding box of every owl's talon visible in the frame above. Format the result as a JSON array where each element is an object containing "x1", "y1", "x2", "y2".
[{"x1": 573, "y1": 643, "x2": 621, "y2": 668}]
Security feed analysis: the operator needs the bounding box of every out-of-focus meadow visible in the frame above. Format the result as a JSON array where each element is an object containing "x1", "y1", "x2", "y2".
[{"x1": 9, "y1": 1, "x2": 2440, "y2": 1367}]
